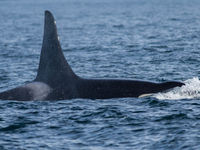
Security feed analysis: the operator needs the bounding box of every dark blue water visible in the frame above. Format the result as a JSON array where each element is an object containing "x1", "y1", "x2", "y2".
[{"x1": 1, "y1": 0, "x2": 200, "y2": 149}]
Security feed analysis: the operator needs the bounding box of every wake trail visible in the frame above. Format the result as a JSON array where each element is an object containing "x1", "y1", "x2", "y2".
[{"x1": 154, "y1": 77, "x2": 200, "y2": 100}]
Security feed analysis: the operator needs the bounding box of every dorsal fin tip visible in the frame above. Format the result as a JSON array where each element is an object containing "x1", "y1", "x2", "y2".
[
  {"x1": 45, "y1": 10, "x2": 55, "y2": 24},
  {"x1": 35, "y1": 10, "x2": 76, "y2": 86},
  {"x1": 43, "y1": 10, "x2": 58, "y2": 42},
  {"x1": 45, "y1": 10, "x2": 52, "y2": 15}
]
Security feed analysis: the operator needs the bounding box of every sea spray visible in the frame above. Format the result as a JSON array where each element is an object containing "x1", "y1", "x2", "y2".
[{"x1": 154, "y1": 77, "x2": 200, "y2": 100}]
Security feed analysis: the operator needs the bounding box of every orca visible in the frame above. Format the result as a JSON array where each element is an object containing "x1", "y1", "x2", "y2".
[{"x1": 0, "y1": 10, "x2": 184, "y2": 101}]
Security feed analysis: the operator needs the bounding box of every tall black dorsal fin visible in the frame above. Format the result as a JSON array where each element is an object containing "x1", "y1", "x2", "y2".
[{"x1": 35, "y1": 10, "x2": 77, "y2": 87}]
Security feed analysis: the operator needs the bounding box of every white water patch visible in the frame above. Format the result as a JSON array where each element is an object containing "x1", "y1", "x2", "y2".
[{"x1": 154, "y1": 77, "x2": 200, "y2": 100}]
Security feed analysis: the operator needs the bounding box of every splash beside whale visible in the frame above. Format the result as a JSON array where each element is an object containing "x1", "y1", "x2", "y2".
[{"x1": 0, "y1": 11, "x2": 184, "y2": 100}]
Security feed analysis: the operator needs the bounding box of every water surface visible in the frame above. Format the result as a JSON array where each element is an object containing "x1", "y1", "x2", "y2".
[{"x1": 1, "y1": 0, "x2": 200, "y2": 149}]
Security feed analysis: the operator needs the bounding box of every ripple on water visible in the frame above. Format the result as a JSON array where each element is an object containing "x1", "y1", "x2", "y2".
[{"x1": 1, "y1": 0, "x2": 200, "y2": 149}]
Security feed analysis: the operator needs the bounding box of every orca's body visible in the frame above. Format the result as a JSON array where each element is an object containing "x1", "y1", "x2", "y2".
[{"x1": 0, "y1": 11, "x2": 184, "y2": 101}]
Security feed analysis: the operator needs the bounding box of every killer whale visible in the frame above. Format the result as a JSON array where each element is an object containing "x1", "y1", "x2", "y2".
[{"x1": 0, "y1": 11, "x2": 184, "y2": 100}]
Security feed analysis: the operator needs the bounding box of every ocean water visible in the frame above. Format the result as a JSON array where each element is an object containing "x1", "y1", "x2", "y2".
[{"x1": 1, "y1": 0, "x2": 200, "y2": 149}]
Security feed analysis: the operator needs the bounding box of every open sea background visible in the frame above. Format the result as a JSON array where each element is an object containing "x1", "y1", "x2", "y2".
[{"x1": 1, "y1": 0, "x2": 200, "y2": 149}]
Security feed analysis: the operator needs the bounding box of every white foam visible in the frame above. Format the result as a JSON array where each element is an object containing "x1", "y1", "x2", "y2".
[{"x1": 153, "y1": 77, "x2": 200, "y2": 100}]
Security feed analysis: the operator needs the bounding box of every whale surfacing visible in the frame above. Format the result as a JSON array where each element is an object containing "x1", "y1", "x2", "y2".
[{"x1": 0, "y1": 11, "x2": 184, "y2": 100}]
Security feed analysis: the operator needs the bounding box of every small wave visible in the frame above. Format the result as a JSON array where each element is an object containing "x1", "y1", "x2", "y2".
[{"x1": 154, "y1": 77, "x2": 200, "y2": 100}]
